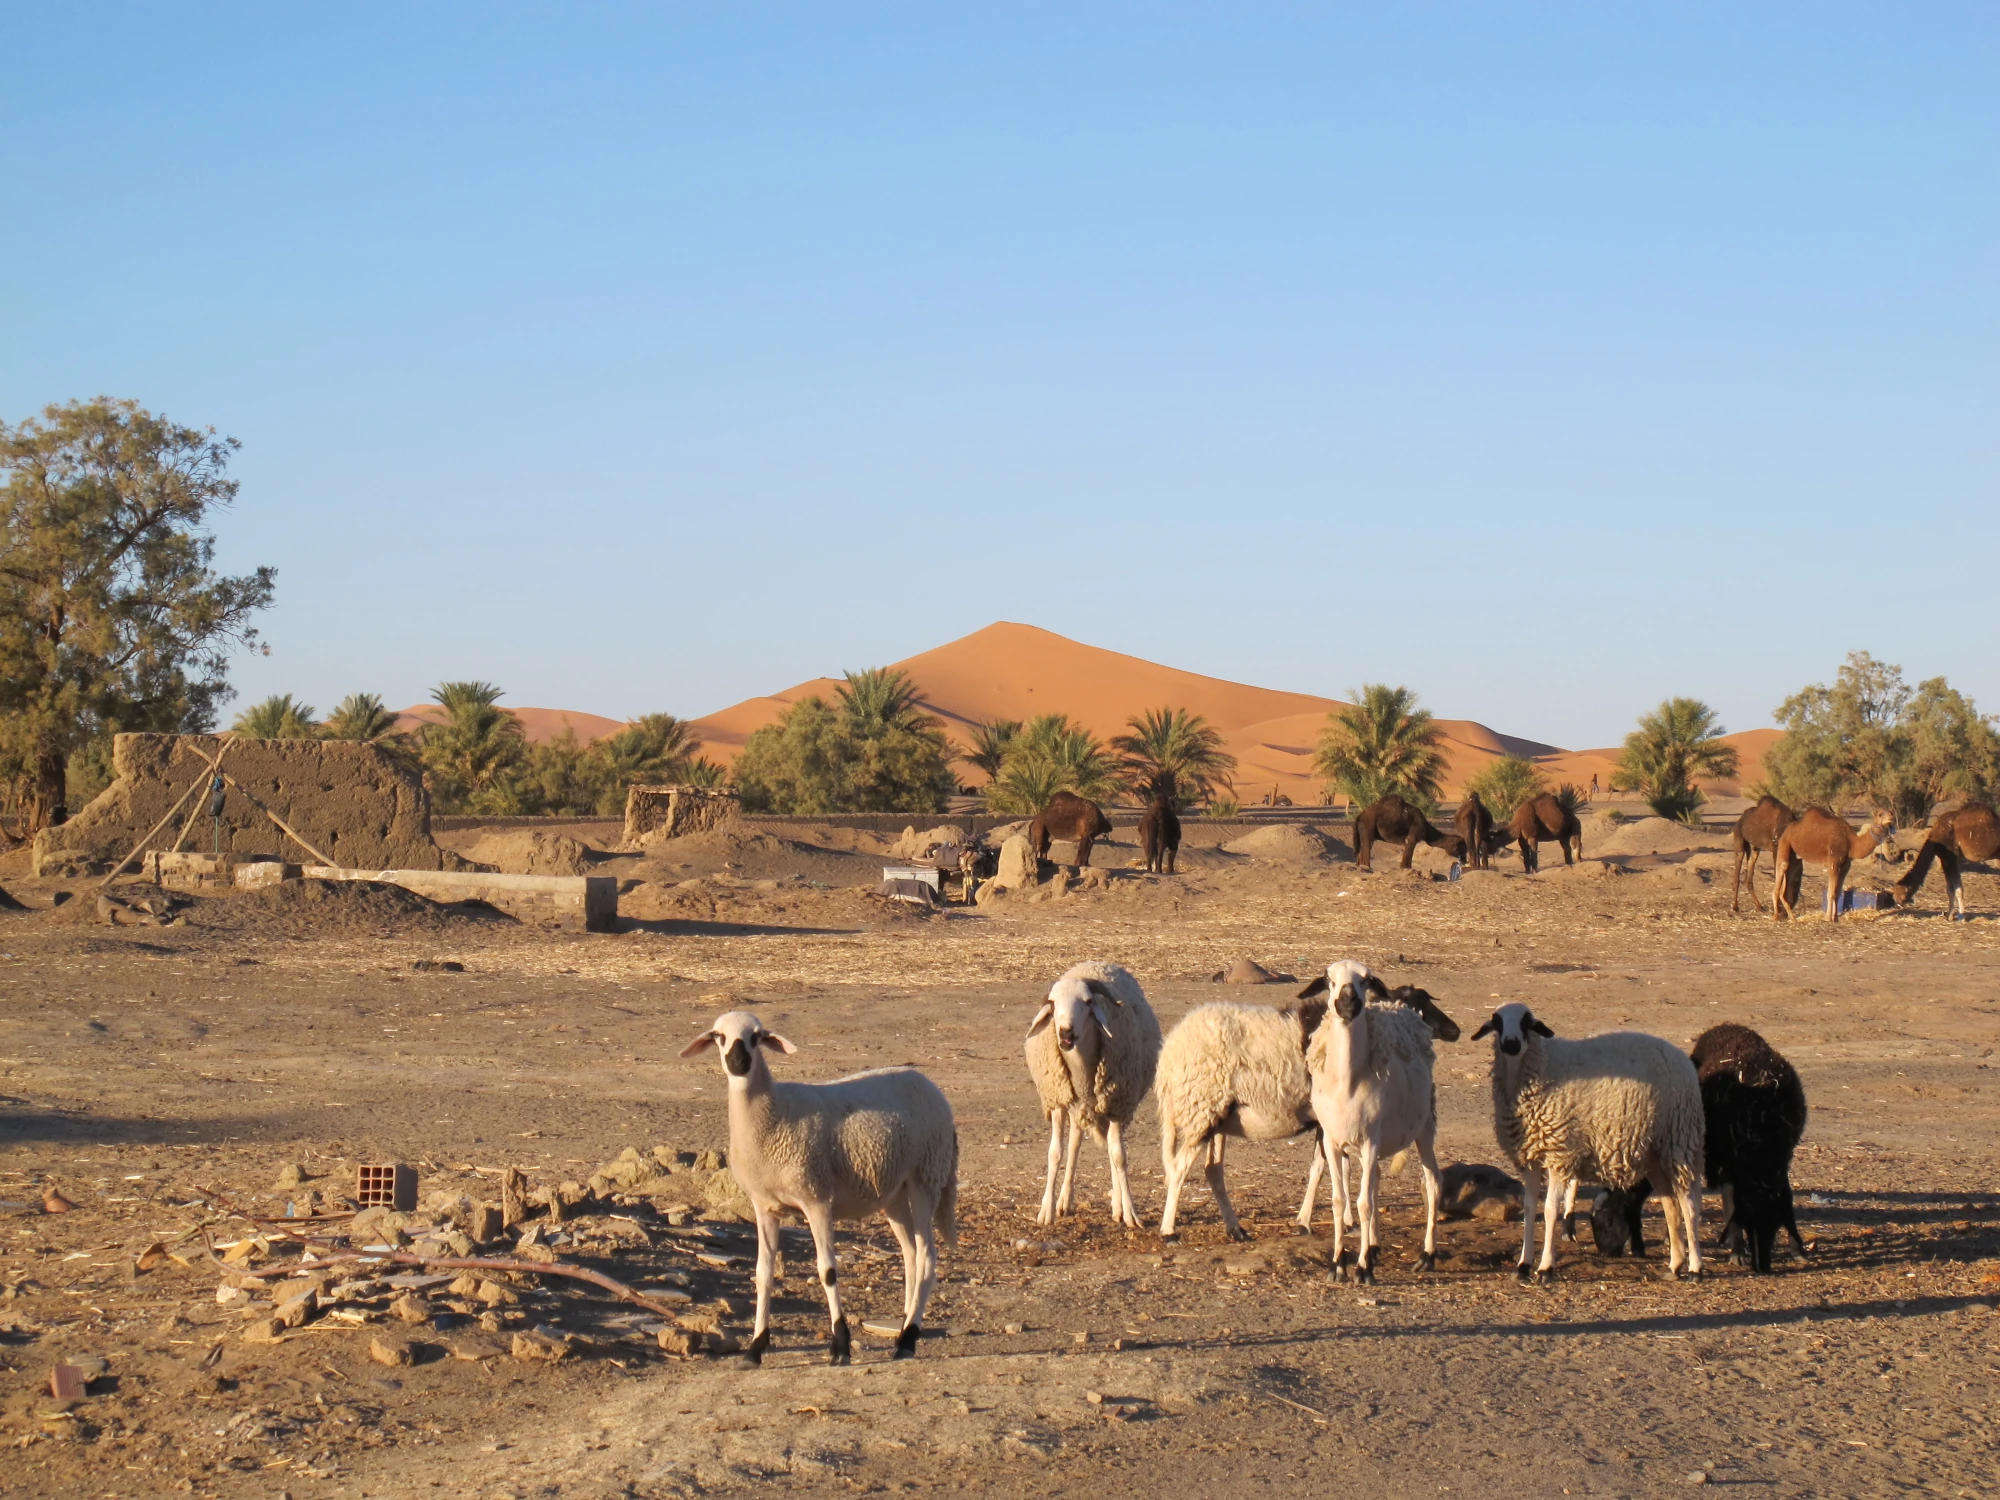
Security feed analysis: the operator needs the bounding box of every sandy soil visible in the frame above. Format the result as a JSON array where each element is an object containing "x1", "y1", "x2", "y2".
[{"x1": 2, "y1": 827, "x2": 1997, "y2": 1499}]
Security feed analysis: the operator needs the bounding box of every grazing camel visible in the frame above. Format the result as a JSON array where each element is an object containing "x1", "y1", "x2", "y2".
[
  {"x1": 1772, "y1": 808, "x2": 1897, "y2": 922},
  {"x1": 1509, "y1": 793, "x2": 1582, "y2": 874},
  {"x1": 1031, "y1": 791, "x2": 1114, "y2": 869},
  {"x1": 1730, "y1": 795, "x2": 1797, "y2": 914},
  {"x1": 1139, "y1": 788, "x2": 1182, "y2": 874},
  {"x1": 1892, "y1": 802, "x2": 2000, "y2": 919},
  {"x1": 1353, "y1": 794, "x2": 1464, "y2": 873},
  {"x1": 1454, "y1": 791, "x2": 1495, "y2": 871}
]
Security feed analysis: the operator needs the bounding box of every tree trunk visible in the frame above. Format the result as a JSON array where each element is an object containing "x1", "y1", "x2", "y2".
[{"x1": 26, "y1": 747, "x2": 68, "y2": 833}]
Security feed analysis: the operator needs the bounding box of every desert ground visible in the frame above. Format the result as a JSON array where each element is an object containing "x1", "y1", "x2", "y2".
[{"x1": 2, "y1": 809, "x2": 1997, "y2": 1499}]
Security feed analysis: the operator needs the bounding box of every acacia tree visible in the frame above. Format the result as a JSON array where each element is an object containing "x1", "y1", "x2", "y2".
[
  {"x1": 1313, "y1": 685, "x2": 1447, "y2": 810},
  {"x1": 0, "y1": 399, "x2": 274, "y2": 831}
]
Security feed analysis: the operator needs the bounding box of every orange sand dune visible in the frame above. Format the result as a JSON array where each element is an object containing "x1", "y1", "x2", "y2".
[
  {"x1": 683, "y1": 621, "x2": 1709, "y2": 804},
  {"x1": 393, "y1": 704, "x2": 629, "y2": 746}
]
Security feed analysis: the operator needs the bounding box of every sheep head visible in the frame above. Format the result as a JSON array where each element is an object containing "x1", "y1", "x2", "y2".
[
  {"x1": 1028, "y1": 976, "x2": 1121, "y2": 1056},
  {"x1": 1389, "y1": 985, "x2": 1462, "y2": 1042},
  {"x1": 1470, "y1": 1001, "x2": 1554, "y2": 1058},
  {"x1": 681, "y1": 1010, "x2": 798, "y2": 1080},
  {"x1": 1295, "y1": 961, "x2": 1389, "y2": 1028}
]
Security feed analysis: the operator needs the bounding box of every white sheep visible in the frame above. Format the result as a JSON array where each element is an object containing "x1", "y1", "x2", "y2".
[
  {"x1": 1024, "y1": 961, "x2": 1162, "y2": 1228},
  {"x1": 1472, "y1": 1001, "x2": 1704, "y2": 1281},
  {"x1": 1303, "y1": 961, "x2": 1458, "y2": 1282},
  {"x1": 681, "y1": 1010, "x2": 958, "y2": 1363},
  {"x1": 1155, "y1": 997, "x2": 1330, "y2": 1239}
]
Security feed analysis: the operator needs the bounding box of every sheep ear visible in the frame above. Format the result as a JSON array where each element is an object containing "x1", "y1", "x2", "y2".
[
  {"x1": 1364, "y1": 973, "x2": 1390, "y2": 1000},
  {"x1": 1026, "y1": 1002, "x2": 1055, "y2": 1037},
  {"x1": 1082, "y1": 979, "x2": 1123, "y2": 1007},
  {"x1": 758, "y1": 1031, "x2": 798, "y2": 1054},
  {"x1": 1470, "y1": 1015, "x2": 1499, "y2": 1040},
  {"x1": 1089, "y1": 996, "x2": 1116, "y2": 1038},
  {"x1": 1296, "y1": 975, "x2": 1329, "y2": 1001},
  {"x1": 1527, "y1": 1018, "x2": 1555, "y2": 1039},
  {"x1": 679, "y1": 1032, "x2": 719, "y2": 1058}
]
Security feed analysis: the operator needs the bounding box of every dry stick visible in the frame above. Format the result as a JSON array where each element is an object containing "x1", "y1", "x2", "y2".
[
  {"x1": 95, "y1": 767, "x2": 215, "y2": 888},
  {"x1": 168, "y1": 740, "x2": 231, "y2": 855}
]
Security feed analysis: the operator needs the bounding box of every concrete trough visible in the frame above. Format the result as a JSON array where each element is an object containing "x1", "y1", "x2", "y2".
[{"x1": 302, "y1": 866, "x2": 620, "y2": 932}]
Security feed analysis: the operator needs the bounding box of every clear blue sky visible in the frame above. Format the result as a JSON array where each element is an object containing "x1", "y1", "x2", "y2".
[{"x1": 5, "y1": 5, "x2": 1994, "y2": 748}]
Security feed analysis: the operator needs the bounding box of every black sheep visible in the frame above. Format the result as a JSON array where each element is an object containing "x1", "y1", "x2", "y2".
[{"x1": 1592, "y1": 1023, "x2": 1809, "y2": 1272}]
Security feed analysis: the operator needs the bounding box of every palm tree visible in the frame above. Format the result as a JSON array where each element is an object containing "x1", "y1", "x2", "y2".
[
  {"x1": 982, "y1": 714, "x2": 1121, "y2": 815},
  {"x1": 1112, "y1": 706, "x2": 1237, "y2": 808},
  {"x1": 1466, "y1": 755, "x2": 1546, "y2": 819},
  {"x1": 321, "y1": 692, "x2": 400, "y2": 742},
  {"x1": 963, "y1": 719, "x2": 1022, "y2": 782},
  {"x1": 585, "y1": 712, "x2": 702, "y2": 812},
  {"x1": 679, "y1": 756, "x2": 728, "y2": 789},
  {"x1": 232, "y1": 694, "x2": 318, "y2": 739},
  {"x1": 418, "y1": 680, "x2": 527, "y2": 814},
  {"x1": 1313, "y1": 684, "x2": 1447, "y2": 809},
  {"x1": 835, "y1": 667, "x2": 934, "y2": 736},
  {"x1": 1613, "y1": 698, "x2": 1740, "y2": 825}
]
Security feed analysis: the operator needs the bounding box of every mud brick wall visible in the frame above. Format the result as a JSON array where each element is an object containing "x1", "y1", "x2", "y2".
[{"x1": 34, "y1": 733, "x2": 459, "y2": 877}]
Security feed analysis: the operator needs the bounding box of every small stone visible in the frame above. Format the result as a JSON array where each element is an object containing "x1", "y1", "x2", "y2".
[
  {"x1": 390, "y1": 1293, "x2": 432, "y2": 1324},
  {"x1": 469, "y1": 1204, "x2": 503, "y2": 1243},
  {"x1": 449, "y1": 1273, "x2": 483, "y2": 1297},
  {"x1": 273, "y1": 1163, "x2": 309, "y2": 1190},
  {"x1": 1003, "y1": 1323, "x2": 1024, "y2": 1336},
  {"x1": 1687, "y1": 1473, "x2": 1709, "y2": 1486},
  {"x1": 369, "y1": 1334, "x2": 413, "y2": 1367},
  {"x1": 695, "y1": 1149, "x2": 724, "y2": 1172},
  {"x1": 475, "y1": 1280, "x2": 519, "y2": 1306},
  {"x1": 451, "y1": 1337, "x2": 504, "y2": 1362},
  {"x1": 656, "y1": 1327, "x2": 703, "y2": 1358},
  {"x1": 275, "y1": 1290, "x2": 319, "y2": 1329},
  {"x1": 477, "y1": 1311, "x2": 506, "y2": 1333},
  {"x1": 215, "y1": 1284, "x2": 246, "y2": 1307},
  {"x1": 511, "y1": 1330, "x2": 569, "y2": 1363},
  {"x1": 1084, "y1": 1390, "x2": 1103, "y2": 1405},
  {"x1": 240, "y1": 1317, "x2": 285, "y2": 1344},
  {"x1": 1072, "y1": 1331, "x2": 1089, "y2": 1345}
]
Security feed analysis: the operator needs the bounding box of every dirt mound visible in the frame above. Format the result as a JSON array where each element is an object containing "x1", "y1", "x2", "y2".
[
  {"x1": 1588, "y1": 816, "x2": 1730, "y2": 857},
  {"x1": 1211, "y1": 957, "x2": 1298, "y2": 984},
  {"x1": 636, "y1": 826, "x2": 883, "y2": 887},
  {"x1": 888, "y1": 824, "x2": 967, "y2": 859},
  {"x1": 215, "y1": 878, "x2": 517, "y2": 936},
  {"x1": 1221, "y1": 824, "x2": 1341, "y2": 863},
  {"x1": 464, "y1": 829, "x2": 594, "y2": 876}
]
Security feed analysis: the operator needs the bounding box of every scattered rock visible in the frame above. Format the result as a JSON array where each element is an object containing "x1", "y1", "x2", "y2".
[
  {"x1": 390, "y1": 1293, "x2": 432, "y2": 1324},
  {"x1": 272, "y1": 1162, "x2": 310, "y2": 1190},
  {"x1": 469, "y1": 1204, "x2": 503, "y2": 1243},
  {"x1": 656, "y1": 1327, "x2": 704, "y2": 1358},
  {"x1": 989, "y1": 833, "x2": 1041, "y2": 894},
  {"x1": 275, "y1": 1290, "x2": 319, "y2": 1329},
  {"x1": 410, "y1": 959, "x2": 465, "y2": 973},
  {"x1": 475, "y1": 1280, "x2": 519, "y2": 1307},
  {"x1": 451, "y1": 1336, "x2": 504, "y2": 1361},
  {"x1": 369, "y1": 1333, "x2": 413, "y2": 1367},
  {"x1": 241, "y1": 1317, "x2": 286, "y2": 1344},
  {"x1": 511, "y1": 1329, "x2": 569, "y2": 1363}
]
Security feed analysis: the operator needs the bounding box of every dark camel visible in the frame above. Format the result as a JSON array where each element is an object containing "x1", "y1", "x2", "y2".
[
  {"x1": 1139, "y1": 788, "x2": 1181, "y2": 874},
  {"x1": 1031, "y1": 791, "x2": 1113, "y2": 868},
  {"x1": 1509, "y1": 793, "x2": 1582, "y2": 874},
  {"x1": 1353, "y1": 794, "x2": 1465, "y2": 873},
  {"x1": 1730, "y1": 795, "x2": 1796, "y2": 914},
  {"x1": 1454, "y1": 791, "x2": 1495, "y2": 871},
  {"x1": 1892, "y1": 802, "x2": 2000, "y2": 919},
  {"x1": 1772, "y1": 808, "x2": 1896, "y2": 922}
]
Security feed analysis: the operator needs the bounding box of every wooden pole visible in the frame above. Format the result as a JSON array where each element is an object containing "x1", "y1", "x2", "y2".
[
  {"x1": 214, "y1": 768, "x2": 338, "y2": 868},
  {"x1": 95, "y1": 766, "x2": 215, "y2": 889},
  {"x1": 169, "y1": 740, "x2": 231, "y2": 854}
]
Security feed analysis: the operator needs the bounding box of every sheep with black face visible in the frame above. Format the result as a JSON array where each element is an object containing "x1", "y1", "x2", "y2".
[
  {"x1": 682, "y1": 1010, "x2": 958, "y2": 1364},
  {"x1": 1024, "y1": 961, "x2": 1162, "y2": 1228}
]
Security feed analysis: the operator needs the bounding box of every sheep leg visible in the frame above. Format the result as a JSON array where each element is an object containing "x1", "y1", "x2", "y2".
[
  {"x1": 1323, "y1": 1135, "x2": 1347, "y2": 1269},
  {"x1": 1534, "y1": 1173, "x2": 1565, "y2": 1280},
  {"x1": 1517, "y1": 1166, "x2": 1540, "y2": 1278},
  {"x1": 1559, "y1": 1179, "x2": 1579, "y2": 1242},
  {"x1": 1671, "y1": 1172, "x2": 1703, "y2": 1279},
  {"x1": 1106, "y1": 1118, "x2": 1141, "y2": 1228},
  {"x1": 1353, "y1": 1140, "x2": 1380, "y2": 1284},
  {"x1": 1205, "y1": 1134, "x2": 1248, "y2": 1241},
  {"x1": 1295, "y1": 1129, "x2": 1326, "y2": 1233},
  {"x1": 1036, "y1": 1109, "x2": 1065, "y2": 1225},
  {"x1": 885, "y1": 1202, "x2": 918, "y2": 1319},
  {"x1": 1158, "y1": 1128, "x2": 1206, "y2": 1239},
  {"x1": 1056, "y1": 1110, "x2": 1084, "y2": 1216},
  {"x1": 745, "y1": 1202, "x2": 779, "y2": 1365},
  {"x1": 801, "y1": 1202, "x2": 851, "y2": 1364},
  {"x1": 1414, "y1": 1131, "x2": 1441, "y2": 1271},
  {"x1": 884, "y1": 1192, "x2": 936, "y2": 1358}
]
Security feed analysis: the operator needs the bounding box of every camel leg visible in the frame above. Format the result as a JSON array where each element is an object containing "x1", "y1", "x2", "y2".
[
  {"x1": 1076, "y1": 835, "x2": 1093, "y2": 868},
  {"x1": 1827, "y1": 858, "x2": 1849, "y2": 922},
  {"x1": 1731, "y1": 849, "x2": 1746, "y2": 913},
  {"x1": 1401, "y1": 831, "x2": 1418, "y2": 870},
  {"x1": 1944, "y1": 848, "x2": 1966, "y2": 919}
]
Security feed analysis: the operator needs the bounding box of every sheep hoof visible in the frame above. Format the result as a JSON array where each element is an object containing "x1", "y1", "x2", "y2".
[
  {"x1": 894, "y1": 1323, "x2": 920, "y2": 1359},
  {"x1": 1514, "y1": 1262, "x2": 1533, "y2": 1282},
  {"x1": 741, "y1": 1329, "x2": 769, "y2": 1367},
  {"x1": 1415, "y1": 1251, "x2": 1436, "y2": 1273},
  {"x1": 1532, "y1": 1265, "x2": 1558, "y2": 1285},
  {"x1": 828, "y1": 1318, "x2": 852, "y2": 1365},
  {"x1": 1673, "y1": 1266, "x2": 1702, "y2": 1282},
  {"x1": 1224, "y1": 1225, "x2": 1250, "y2": 1243},
  {"x1": 1355, "y1": 1262, "x2": 1376, "y2": 1287}
]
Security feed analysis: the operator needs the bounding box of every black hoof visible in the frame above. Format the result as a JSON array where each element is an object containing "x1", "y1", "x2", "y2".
[
  {"x1": 1355, "y1": 1262, "x2": 1376, "y2": 1287},
  {"x1": 894, "y1": 1323, "x2": 920, "y2": 1359},
  {"x1": 1224, "y1": 1225, "x2": 1250, "y2": 1243},
  {"x1": 1533, "y1": 1265, "x2": 1558, "y2": 1285},
  {"x1": 828, "y1": 1318, "x2": 852, "y2": 1365},
  {"x1": 1514, "y1": 1262, "x2": 1532, "y2": 1282},
  {"x1": 741, "y1": 1329, "x2": 769, "y2": 1367},
  {"x1": 1415, "y1": 1251, "x2": 1436, "y2": 1273},
  {"x1": 1674, "y1": 1266, "x2": 1702, "y2": 1282}
]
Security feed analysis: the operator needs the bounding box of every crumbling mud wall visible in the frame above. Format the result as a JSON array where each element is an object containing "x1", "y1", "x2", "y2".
[
  {"x1": 621, "y1": 785, "x2": 741, "y2": 847},
  {"x1": 33, "y1": 734, "x2": 462, "y2": 878}
]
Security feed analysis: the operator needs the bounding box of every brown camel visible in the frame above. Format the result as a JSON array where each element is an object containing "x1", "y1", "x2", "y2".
[
  {"x1": 1030, "y1": 791, "x2": 1113, "y2": 868},
  {"x1": 1454, "y1": 791, "x2": 1495, "y2": 871},
  {"x1": 1139, "y1": 788, "x2": 1181, "y2": 874},
  {"x1": 1892, "y1": 802, "x2": 2000, "y2": 919},
  {"x1": 1509, "y1": 793, "x2": 1582, "y2": 874},
  {"x1": 1772, "y1": 808, "x2": 1896, "y2": 922},
  {"x1": 1730, "y1": 795, "x2": 1796, "y2": 914},
  {"x1": 1353, "y1": 794, "x2": 1465, "y2": 873}
]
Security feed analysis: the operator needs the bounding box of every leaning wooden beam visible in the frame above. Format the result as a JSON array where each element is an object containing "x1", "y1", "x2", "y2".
[
  {"x1": 168, "y1": 739, "x2": 232, "y2": 855},
  {"x1": 96, "y1": 762, "x2": 218, "y2": 888},
  {"x1": 213, "y1": 767, "x2": 338, "y2": 868}
]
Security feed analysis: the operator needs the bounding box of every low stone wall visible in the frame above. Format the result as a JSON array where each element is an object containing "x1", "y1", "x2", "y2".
[
  {"x1": 35, "y1": 733, "x2": 459, "y2": 879},
  {"x1": 303, "y1": 867, "x2": 620, "y2": 932}
]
